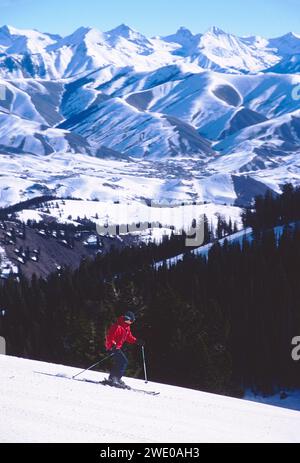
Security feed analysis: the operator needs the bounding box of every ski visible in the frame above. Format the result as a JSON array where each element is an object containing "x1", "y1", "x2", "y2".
[
  {"x1": 100, "y1": 379, "x2": 160, "y2": 396},
  {"x1": 34, "y1": 371, "x2": 160, "y2": 395},
  {"x1": 128, "y1": 388, "x2": 160, "y2": 396}
]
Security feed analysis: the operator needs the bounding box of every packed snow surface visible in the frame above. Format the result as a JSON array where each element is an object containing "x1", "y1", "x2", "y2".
[{"x1": 0, "y1": 355, "x2": 299, "y2": 443}]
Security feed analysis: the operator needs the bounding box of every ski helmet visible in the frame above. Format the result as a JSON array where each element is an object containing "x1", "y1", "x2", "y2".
[{"x1": 124, "y1": 311, "x2": 136, "y2": 322}]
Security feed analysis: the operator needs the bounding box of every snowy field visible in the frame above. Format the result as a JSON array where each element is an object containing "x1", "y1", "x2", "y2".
[
  {"x1": 0, "y1": 152, "x2": 244, "y2": 208},
  {"x1": 0, "y1": 355, "x2": 299, "y2": 443}
]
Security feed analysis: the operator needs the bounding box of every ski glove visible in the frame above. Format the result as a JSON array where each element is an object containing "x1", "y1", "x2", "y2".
[{"x1": 108, "y1": 345, "x2": 118, "y2": 355}]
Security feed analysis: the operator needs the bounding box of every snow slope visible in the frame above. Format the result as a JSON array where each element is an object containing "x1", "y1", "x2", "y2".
[
  {"x1": 0, "y1": 355, "x2": 299, "y2": 443},
  {"x1": 156, "y1": 227, "x2": 253, "y2": 269},
  {"x1": 0, "y1": 110, "x2": 92, "y2": 156},
  {"x1": 156, "y1": 222, "x2": 300, "y2": 269},
  {"x1": 15, "y1": 199, "x2": 243, "y2": 247},
  {"x1": 58, "y1": 66, "x2": 300, "y2": 158}
]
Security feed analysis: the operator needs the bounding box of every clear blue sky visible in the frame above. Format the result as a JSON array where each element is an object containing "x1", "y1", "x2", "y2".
[{"x1": 1, "y1": 0, "x2": 300, "y2": 38}]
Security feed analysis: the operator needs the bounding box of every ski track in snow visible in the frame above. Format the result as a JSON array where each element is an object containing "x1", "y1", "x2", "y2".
[{"x1": 0, "y1": 355, "x2": 299, "y2": 443}]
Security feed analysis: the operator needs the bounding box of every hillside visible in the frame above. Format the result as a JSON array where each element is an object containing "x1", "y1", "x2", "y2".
[{"x1": 0, "y1": 355, "x2": 299, "y2": 443}]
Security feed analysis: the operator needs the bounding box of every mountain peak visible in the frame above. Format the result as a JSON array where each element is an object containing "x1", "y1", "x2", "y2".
[
  {"x1": 162, "y1": 27, "x2": 197, "y2": 48},
  {"x1": 0, "y1": 24, "x2": 59, "y2": 54},
  {"x1": 106, "y1": 23, "x2": 138, "y2": 39},
  {"x1": 0, "y1": 24, "x2": 49, "y2": 37},
  {"x1": 71, "y1": 26, "x2": 95, "y2": 36},
  {"x1": 207, "y1": 26, "x2": 227, "y2": 36},
  {"x1": 289, "y1": 31, "x2": 300, "y2": 39},
  {"x1": 268, "y1": 31, "x2": 300, "y2": 56},
  {"x1": 104, "y1": 24, "x2": 151, "y2": 49},
  {"x1": 176, "y1": 26, "x2": 194, "y2": 37},
  {"x1": 273, "y1": 31, "x2": 300, "y2": 41},
  {"x1": 0, "y1": 24, "x2": 23, "y2": 36},
  {"x1": 53, "y1": 26, "x2": 104, "y2": 48},
  {"x1": 0, "y1": 24, "x2": 10, "y2": 33},
  {"x1": 115, "y1": 23, "x2": 132, "y2": 31}
]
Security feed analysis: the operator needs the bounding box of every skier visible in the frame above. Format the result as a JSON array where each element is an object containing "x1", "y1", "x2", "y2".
[{"x1": 105, "y1": 311, "x2": 144, "y2": 389}]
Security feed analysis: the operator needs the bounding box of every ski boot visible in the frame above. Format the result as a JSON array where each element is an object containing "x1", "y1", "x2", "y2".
[
  {"x1": 106, "y1": 376, "x2": 121, "y2": 387},
  {"x1": 117, "y1": 378, "x2": 131, "y2": 390}
]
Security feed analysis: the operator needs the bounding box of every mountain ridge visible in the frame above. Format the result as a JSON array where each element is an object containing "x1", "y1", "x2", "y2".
[{"x1": 0, "y1": 23, "x2": 299, "y2": 78}]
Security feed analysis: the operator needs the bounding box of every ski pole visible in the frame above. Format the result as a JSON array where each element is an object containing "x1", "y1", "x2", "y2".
[
  {"x1": 141, "y1": 345, "x2": 148, "y2": 384},
  {"x1": 72, "y1": 352, "x2": 114, "y2": 379}
]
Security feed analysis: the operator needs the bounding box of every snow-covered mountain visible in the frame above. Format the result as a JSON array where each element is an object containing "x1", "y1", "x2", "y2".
[
  {"x1": 163, "y1": 26, "x2": 280, "y2": 73},
  {"x1": 0, "y1": 23, "x2": 299, "y2": 79},
  {"x1": 0, "y1": 25, "x2": 61, "y2": 54},
  {"x1": 1, "y1": 355, "x2": 299, "y2": 442},
  {"x1": 0, "y1": 110, "x2": 92, "y2": 156},
  {"x1": 268, "y1": 32, "x2": 300, "y2": 57},
  {"x1": 0, "y1": 24, "x2": 183, "y2": 79},
  {"x1": 266, "y1": 54, "x2": 300, "y2": 74},
  {"x1": 0, "y1": 24, "x2": 300, "y2": 207}
]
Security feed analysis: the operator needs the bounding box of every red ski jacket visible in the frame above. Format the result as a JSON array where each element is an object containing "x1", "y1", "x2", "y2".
[{"x1": 105, "y1": 316, "x2": 137, "y2": 350}]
